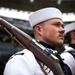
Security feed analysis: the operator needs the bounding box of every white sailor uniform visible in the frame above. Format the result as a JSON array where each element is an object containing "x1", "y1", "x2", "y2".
[
  {"x1": 3, "y1": 49, "x2": 53, "y2": 75},
  {"x1": 61, "y1": 46, "x2": 75, "y2": 75}
]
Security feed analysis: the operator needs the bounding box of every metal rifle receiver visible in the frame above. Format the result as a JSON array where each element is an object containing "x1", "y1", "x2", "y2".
[{"x1": 31, "y1": 39, "x2": 60, "y2": 63}]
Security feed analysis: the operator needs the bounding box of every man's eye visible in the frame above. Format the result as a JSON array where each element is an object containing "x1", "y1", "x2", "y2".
[
  {"x1": 52, "y1": 23, "x2": 64, "y2": 28},
  {"x1": 53, "y1": 23, "x2": 59, "y2": 26}
]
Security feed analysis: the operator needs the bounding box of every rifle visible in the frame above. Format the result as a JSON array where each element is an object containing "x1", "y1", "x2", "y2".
[{"x1": 0, "y1": 18, "x2": 65, "y2": 75}]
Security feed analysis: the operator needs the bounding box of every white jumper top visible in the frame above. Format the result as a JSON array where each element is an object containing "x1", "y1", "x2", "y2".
[
  {"x1": 3, "y1": 49, "x2": 53, "y2": 75},
  {"x1": 61, "y1": 46, "x2": 75, "y2": 75}
]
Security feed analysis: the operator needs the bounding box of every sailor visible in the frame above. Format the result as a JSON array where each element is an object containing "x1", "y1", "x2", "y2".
[
  {"x1": 3, "y1": 7, "x2": 64, "y2": 75},
  {"x1": 61, "y1": 22, "x2": 75, "y2": 75}
]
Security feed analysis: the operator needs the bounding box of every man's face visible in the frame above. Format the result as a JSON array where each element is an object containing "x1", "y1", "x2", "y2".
[{"x1": 36, "y1": 18, "x2": 65, "y2": 47}]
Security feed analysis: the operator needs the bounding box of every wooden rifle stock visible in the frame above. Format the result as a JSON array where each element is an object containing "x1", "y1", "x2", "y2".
[{"x1": 0, "y1": 18, "x2": 65, "y2": 75}]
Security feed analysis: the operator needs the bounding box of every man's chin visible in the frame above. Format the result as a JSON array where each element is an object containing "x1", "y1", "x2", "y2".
[
  {"x1": 58, "y1": 42, "x2": 63, "y2": 46},
  {"x1": 56, "y1": 41, "x2": 64, "y2": 46}
]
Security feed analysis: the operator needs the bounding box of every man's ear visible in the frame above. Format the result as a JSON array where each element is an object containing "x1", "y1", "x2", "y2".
[
  {"x1": 34, "y1": 25, "x2": 43, "y2": 35},
  {"x1": 73, "y1": 32, "x2": 75, "y2": 35},
  {"x1": 71, "y1": 31, "x2": 75, "y2": 37}
]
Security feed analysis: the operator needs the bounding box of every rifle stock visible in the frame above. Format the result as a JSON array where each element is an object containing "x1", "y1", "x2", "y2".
[{"x1": 0, "y1": 18, "x2": 65, "y2": 75}]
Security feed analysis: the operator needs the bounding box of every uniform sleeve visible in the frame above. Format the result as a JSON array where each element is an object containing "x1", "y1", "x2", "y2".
[
  {"x1": 3, "y1": 49, "x2": 41, "y2": 75},
  {"x1": 61, "y1": 52, "x2": 75, "y2": 75}
]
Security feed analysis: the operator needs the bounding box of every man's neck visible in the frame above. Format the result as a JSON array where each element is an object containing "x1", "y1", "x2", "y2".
[{"x1": 39, "y1": 41, "x2": 55, "y2": 50}]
